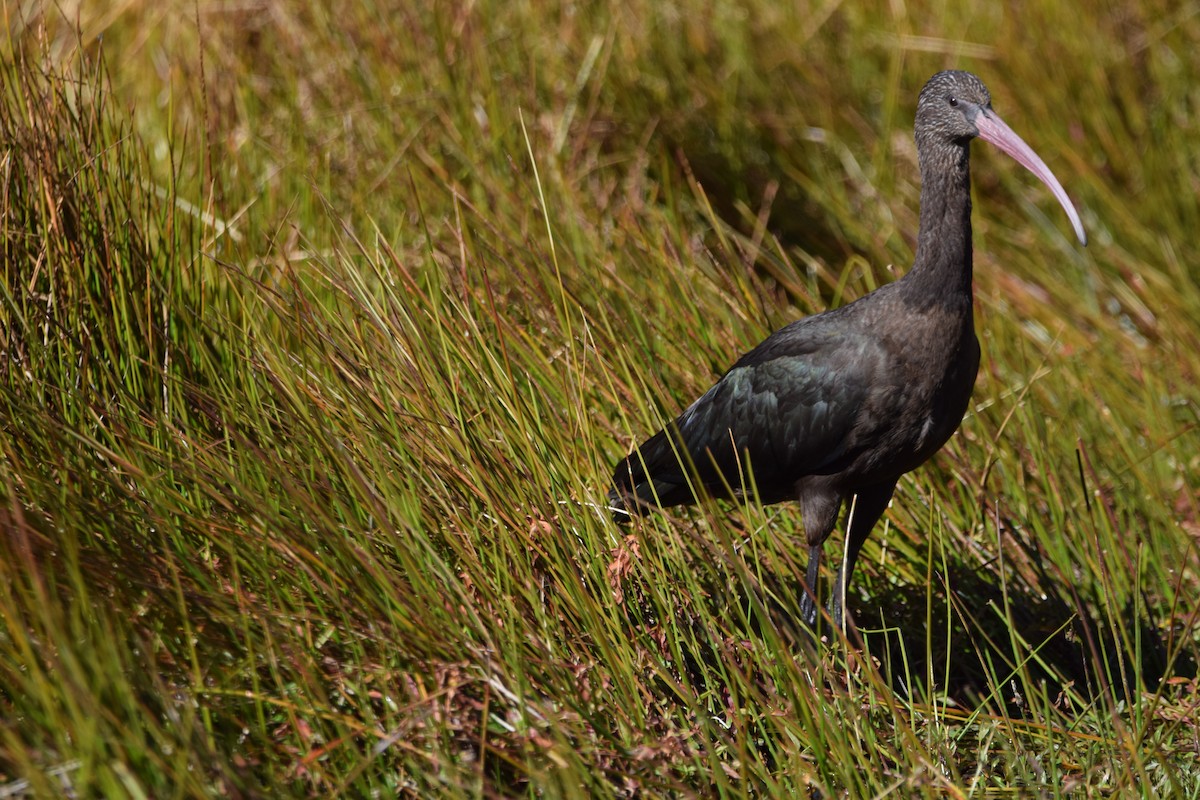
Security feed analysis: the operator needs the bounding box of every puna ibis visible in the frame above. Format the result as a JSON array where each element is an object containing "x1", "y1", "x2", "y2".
[{"x1": 609, "y1": 71, "x2": 1086, "y2": 628}]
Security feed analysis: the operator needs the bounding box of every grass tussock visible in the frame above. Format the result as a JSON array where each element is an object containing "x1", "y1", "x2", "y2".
[{"x1": 2, "y1": 1, "x2": 1199, "y2": 796}]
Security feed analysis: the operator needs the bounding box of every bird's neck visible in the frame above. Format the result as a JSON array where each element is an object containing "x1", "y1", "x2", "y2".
[{"x1": 905, "y1": 144, "x2": 974, "y2": 306}]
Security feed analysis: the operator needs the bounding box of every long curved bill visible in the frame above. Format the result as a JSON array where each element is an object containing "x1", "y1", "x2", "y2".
[{"x1": 976, "y1": 109, "x2": 1087, "y2": 246}]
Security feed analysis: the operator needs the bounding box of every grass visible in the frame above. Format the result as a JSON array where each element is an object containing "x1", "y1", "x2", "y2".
[{"x1": 2, "y1": 0, "x2": 1199, "y2": 796}]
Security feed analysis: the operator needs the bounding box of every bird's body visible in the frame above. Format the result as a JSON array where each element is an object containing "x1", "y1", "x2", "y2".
[{"x1": 609, "y1": 71, "x2": 1086, "y2": 626}]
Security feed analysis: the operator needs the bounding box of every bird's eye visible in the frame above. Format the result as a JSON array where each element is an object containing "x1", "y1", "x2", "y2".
[{"x1": 947, "y1": 96, "x2": 959, "y2": 107}]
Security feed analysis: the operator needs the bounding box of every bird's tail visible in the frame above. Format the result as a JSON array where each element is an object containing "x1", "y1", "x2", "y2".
[
  {"x1": 606, "y1": 472, "x2": 649, "y2": 522},
  {"x1": 609, "y1": 428, "x2": 693, "y2": 522}
]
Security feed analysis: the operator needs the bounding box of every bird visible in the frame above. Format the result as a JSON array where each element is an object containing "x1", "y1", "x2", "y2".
[{"x1": 608, "y1": 70, "x2": 1086, "y2": 629}]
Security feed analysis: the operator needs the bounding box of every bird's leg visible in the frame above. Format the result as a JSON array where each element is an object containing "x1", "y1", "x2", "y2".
[
  {"x1": 829, "y1": 482, "x2": 897, "y2": 630},
  {"x1": 796, "y1": 485, "x2": 841, "y2": 630},
  {"x1": 798, "y1": 543, "x2": 823, "y2": 627}
]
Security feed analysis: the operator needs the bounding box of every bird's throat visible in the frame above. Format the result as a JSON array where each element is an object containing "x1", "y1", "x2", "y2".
[{"x1": 906, "y1": 145, "x2": 975, "y2": 305}]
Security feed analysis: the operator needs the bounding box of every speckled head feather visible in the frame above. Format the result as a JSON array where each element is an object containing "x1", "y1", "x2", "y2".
[{"x1": 915, "y1": 70, "x2": 993, "y2": 149}]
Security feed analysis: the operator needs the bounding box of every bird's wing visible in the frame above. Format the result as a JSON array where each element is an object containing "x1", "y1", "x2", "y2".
[
  {"x1": 680, "y1": 325, "x2": 880, "y2": 482},
  {"x1": 613, "y1": 318, "x2": 887, "y2": 507}
]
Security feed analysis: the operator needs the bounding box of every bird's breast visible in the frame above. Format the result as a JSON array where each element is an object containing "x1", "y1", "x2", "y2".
[
  {"x1": 926, "y1": 343, "x2": 978, "y2": 441},
  {"x1": 853, "y1": 315, "x2": 979, "y2": 479}
]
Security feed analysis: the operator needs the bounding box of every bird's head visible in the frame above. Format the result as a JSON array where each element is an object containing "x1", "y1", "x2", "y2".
[
  {"x1": 916, "y1": 70, "x2": 993, "y2": 146},
  {"x1": 915, "y1": 70, "x2": 1087, "y2": 246}
]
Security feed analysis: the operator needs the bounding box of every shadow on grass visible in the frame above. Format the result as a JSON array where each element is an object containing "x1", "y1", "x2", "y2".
[
  {"x1": 619, "y1": 531, "x2": 1195, "y2": 722},
  {"x1": 847, "y1": 550, "x2": 1197, "y2": 713}
]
